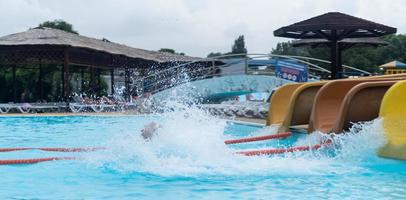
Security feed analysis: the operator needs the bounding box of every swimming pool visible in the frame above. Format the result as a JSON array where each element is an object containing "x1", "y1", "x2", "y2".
[{"x1": 1, "y1": 114, "x2": 406, "y2": 199}]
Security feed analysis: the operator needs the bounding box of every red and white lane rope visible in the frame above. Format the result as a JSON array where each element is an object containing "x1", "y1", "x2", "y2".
[
  {"x1": 0, "y1": 157, "x2": 76, "y2": 165},
  {"x1": 0, "y1": 147, "x2": 105, "y2": 152},
  {"x1": 224, "y1": 132, "x2": 292, "y2": 144},
  {"x1": 236, "y1": 140, "x2": 333, "y2": 156}
]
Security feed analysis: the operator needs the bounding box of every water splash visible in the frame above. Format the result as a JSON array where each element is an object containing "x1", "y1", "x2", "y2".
[
  {"x1": 85, "y1": 104, "x2": 387, "y2": 177},
  {"x1": 84, "y1": 73, "x2": 388, "y2": 177}
]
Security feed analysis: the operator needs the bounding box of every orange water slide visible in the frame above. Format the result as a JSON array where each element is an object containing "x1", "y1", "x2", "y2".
[
  {"x1": 278, "y1": 81, "x2": 327, "y2": 132},
  {"x1": 331, "y1": 81, "x2": 398, "y2": 133},
  {"x1": 266, "y1": 83, "x2": 303, "y2": 125},
  {"x1": 309, "y1": 77, "x2": 405, "y2": 133}
]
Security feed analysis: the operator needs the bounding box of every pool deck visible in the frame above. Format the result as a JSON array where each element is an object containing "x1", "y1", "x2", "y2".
[
  {"x1": 234, "y1": 117, "x2": 266, "y2": 125},
  {"x1": 0, "y1": 111, "x2": 140, "y2": 117}
]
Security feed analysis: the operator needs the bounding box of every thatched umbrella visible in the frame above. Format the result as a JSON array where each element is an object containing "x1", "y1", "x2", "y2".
[{"x1": 274, "y1": 12, "x2": 397, "y2": 79}]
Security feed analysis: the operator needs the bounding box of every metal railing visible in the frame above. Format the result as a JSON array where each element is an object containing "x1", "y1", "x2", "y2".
[{"x1": 131, "y1": 53, "x2": 371, "y2": 95}]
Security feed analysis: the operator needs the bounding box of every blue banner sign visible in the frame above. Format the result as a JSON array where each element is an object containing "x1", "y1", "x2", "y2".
[{"x1": 275, "y1": 60, "x2": 308, "y2": 82}]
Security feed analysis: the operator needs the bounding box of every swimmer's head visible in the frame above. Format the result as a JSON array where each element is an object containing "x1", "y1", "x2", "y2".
[{"x1": 141, "y1": 122, "x2": 159, "y2": 140}]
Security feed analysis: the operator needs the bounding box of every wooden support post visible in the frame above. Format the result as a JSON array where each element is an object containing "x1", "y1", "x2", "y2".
[
  {"x1": 97, "y1": 68, "x2": 101, "y2": 97},
  {"x1": 330, "y1": 40, "x2": 338, "y2": 79},
  {"x1": 63, "y1": 50, "x2": 70, "y2": 101},
  {"x1": 337, "y1": 47, "x2": 343, "y2": 77},
  {"x1": 12, "y1": 65, "x2": 16, "y2": 102},
  {"x1": 81, "y1": 67, "x2": 84, "y2": 95},
  {"x1": 329, "y1": 30, "x2": 342, "y2": 79},
  {"x1": 39, "y1": 62, "x2": 43, "y2": 101},
  {"x1": 110, "y1": 68, "x2": 115, "y2": 95},
  {"x1": 90, "y1": 68, "x2": 95, "y2": 96},
  {"x1": 125, "y1": 67, "x2": 130, "y2": 101},
  {"x1": 61, "y1": 65, "x2": 64, "y2": 101}
]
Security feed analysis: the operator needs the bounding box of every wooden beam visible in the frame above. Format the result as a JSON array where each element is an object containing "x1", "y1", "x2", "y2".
[{"x1": 316, "y1": 30, "x2": 333, "y2": 40}]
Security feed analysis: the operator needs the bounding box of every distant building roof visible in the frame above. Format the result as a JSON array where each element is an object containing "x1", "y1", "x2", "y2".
[
  {"x1": 379, "y1": 61, "x2": 406, "y2": 68},
  {"x1": 0, "y1": 27, "x2": 198, "y2": 63}
]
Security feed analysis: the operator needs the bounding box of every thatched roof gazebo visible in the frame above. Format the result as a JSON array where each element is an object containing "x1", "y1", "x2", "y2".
[
  {"x1": 0, "y1": 27, "x2": 201, "y2": 102},
  {"x1": 274, "y1": 12, "x2": 397, "y2": 79}
]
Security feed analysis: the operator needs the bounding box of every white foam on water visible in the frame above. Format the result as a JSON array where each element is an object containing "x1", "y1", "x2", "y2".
[
  {"x1": 85, "y1": 100, "x2": 387, "y2": 177},
  {"x1": 329, "y1": 118, "x2": 387, "y2": 162},
  {"x1": 84, "y1": 77, "x2": 388, "y2": 177}
]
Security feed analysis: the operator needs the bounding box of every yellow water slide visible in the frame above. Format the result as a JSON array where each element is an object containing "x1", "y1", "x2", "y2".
[
  {"x1": 266, "y1": 83, "x2": 303, "y2": 126},
  {"x1": 378, "y1": 80, "x2": 406, "y2": 160}
]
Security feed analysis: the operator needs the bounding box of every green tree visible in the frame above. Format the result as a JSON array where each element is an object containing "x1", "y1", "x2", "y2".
[
  {"x1": 38, "y1": 20, "x2": 78, "y2": 34},
  {"x1": 158, "y1": 48, "x2": 186, "y2": 56},
  {"x1": 271, "y1": 34, "x2": 406, "y2": 73},
  {"x1": 158, "y1": 48, "x2": 176, "y2": 54},
  {"x1": 271, "y1": 41, "x2": 311, "y2": 56},
  {"x1": 231, "y1": 35, "x2": 247, "y2": 54}
]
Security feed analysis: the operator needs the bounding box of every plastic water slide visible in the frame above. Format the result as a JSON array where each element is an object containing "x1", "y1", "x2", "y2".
[
  {"x1": 378, "y1": 80, "x2": 406, "y2": 160},
  {"x1": 266, "y1": 74, "x2": 406, "y2": 131},
  {"x1": 267, "y1": 77, "x2": 397, "y2": 132},
  {"x1": 308, "y1": 76, "x2": 406, "y2": 133},
  {"x1": 332, "y1": 81, "x2": 398, "y2": 133},
  {"x1": 266, "y1": 83, "x2": 303, "y2": 125},
  {"x1": 277, "y1": 81, "x2": 327, "y2": 132}
]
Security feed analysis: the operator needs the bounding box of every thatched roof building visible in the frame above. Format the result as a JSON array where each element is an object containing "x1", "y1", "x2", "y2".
[
  {"x1": 0, "y1": 27, "x2": 209, "y2": 102},
  {"x1": 0, "y1": 27, "x2": 198, "y2": 67}
]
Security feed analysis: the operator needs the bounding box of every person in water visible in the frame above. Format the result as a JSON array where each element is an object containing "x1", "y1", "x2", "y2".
[{"x1": 141, "y1": 122, "x2": 161, "y2": 140}]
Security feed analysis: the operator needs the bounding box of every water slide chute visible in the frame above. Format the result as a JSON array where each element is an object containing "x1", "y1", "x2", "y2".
[
  {"x1": 309, "y1": 77, "x2": 405, "y2": 133},
  {"x1": 378, "y1": 80, "x2": 406, "y2": 160},
  {"x1": 332, "y1": 81, "x2": 397, "y2": 133},
  {"x1": 266, "y1": 83, "x2": 303, "y2": 125},
  {"x1": 277, "y1": 81, "x2": 327, "y2": 132}
]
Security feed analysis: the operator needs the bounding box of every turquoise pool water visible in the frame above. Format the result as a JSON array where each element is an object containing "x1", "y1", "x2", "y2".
[{"x1": 1, "y1": 115, "x2": 406, "y2": 199}]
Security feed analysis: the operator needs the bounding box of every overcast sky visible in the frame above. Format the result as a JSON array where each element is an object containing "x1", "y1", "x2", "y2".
[{"x1": 0, "y1": 0, "x2": 405, "y2": 57}]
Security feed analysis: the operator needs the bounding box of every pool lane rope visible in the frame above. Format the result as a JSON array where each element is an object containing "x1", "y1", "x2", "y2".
[
  {"x1": 0, "y1": 143, "x2": 328, "y2": 165},
  {"x1": 236, "y1": 139, "x2": 333, "y2": 156},
  {"x1": 0, "y1": 142, "x2": 331, "y2": 165},
  {"x1": 0, "y1": 157, "x2": 77, "y2": 165},
  {"x1": 224, "y1": 132, "x2": 292, "y2": 144},
  {"x1": 0, "y1": 147, "x2": 106, "y2": 152},
  {"x1": 0, "y1": 135, "x2": 332, "y2": 165},
  {"x1": 0, "y1": 131, "x2": 291, "y2": 154}
]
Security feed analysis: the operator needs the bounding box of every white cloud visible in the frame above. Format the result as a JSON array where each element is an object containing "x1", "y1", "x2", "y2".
[{"x1": 0, "y1": 0, "x2": 404, "y2": 57}]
